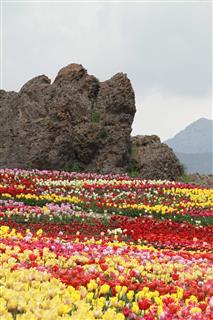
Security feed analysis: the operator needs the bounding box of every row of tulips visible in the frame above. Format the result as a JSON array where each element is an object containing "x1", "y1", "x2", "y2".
[{"x1": 0, "y1": 213, "x2": 213, "y2": 251}]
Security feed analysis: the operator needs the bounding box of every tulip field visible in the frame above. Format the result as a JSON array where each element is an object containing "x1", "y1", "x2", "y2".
[{"x1": 0, "y1": 169, "x2": 213, "y2": 320}]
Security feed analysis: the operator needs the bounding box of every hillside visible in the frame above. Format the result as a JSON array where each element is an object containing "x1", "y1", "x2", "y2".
[
  {"x1": 165, "y1": 118, "x2": 213, "y2": 154},
  {"x1": 165, "y1": 118, "x2": 213, "y2": 174},
  {"x1": 176, "y1": 152, "x2": 212, "y2": 174}
]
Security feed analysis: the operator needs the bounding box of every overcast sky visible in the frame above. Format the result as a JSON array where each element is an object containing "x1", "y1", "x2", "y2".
[{"x1": 1, "y1": 1, "x2": 212, "y2": 140}]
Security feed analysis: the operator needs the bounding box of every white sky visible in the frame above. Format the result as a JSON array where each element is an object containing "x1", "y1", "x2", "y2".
[{"x1": 1, "y1": 1, "x2": 212, "y2": 140}]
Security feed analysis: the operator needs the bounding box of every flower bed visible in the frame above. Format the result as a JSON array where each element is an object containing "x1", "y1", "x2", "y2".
[{"x1": 0, "y1": 169, "x2": 213, "y2": 320}]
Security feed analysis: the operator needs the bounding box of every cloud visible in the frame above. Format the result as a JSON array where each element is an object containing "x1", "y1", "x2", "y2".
[
  {"x1": 3, "y1": 2, "x2": 211, "y2": 93},
  {"x1": 2, "y1": 1, "x2": 212, "y2": 139}
]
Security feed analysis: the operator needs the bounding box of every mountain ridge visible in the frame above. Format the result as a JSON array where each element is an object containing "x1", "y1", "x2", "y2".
[
  {"x1": 164, "y1": 118, "x2": 213, "y2": 154},
  {"x1": 164, "y1": 118, "x2": 213, "y2": 174}
]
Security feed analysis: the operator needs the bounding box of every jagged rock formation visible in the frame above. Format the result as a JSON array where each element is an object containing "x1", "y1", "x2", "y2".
[
  {"x1": 0, "y1": 64, "x2": 135, "y2": 173},
  {"x1": 0, "y1": 63, "x2": 183, "y2": 179},
  {"x1": 130, "y1": 135, "x2": 184, "y2": 180}
]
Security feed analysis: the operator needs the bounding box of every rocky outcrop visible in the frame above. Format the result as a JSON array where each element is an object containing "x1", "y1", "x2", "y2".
[
  {"x1": 0, "y1": 63, "x2": 184, "y2": 180},
  {"x1": 129, "y1": 135, "x2": 184, "y2": 180},
  {"x1": 0, "y1": 64, "x2": 136, "y2": 173}
]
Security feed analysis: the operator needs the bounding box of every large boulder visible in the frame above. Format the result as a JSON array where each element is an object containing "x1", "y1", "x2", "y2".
[
  {"x1": 0, "y1": 63, "x2": 136, "y2": 172},
  {"x1": 130, "y1": 135, "x2": 184, "y2": 180}
]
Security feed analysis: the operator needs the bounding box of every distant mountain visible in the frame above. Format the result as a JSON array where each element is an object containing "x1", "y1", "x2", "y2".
[
  {"x1": 165, "y1": 118, "x2": 213, "y2": 154},
  {"x1": 164, "y1": 118, "x2": 213, "y2": 174},
  {"x1": 176, "y1": 152, "x2": 212, "y2": 174}
]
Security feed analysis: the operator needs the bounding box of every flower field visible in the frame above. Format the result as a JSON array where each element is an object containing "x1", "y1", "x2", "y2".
[{"x1": 0, "y1": 169, "x2": 213, "y2": 320}]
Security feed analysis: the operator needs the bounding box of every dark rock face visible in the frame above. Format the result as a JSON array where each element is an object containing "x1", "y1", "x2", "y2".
[
  {"x1": 0, "y1": 63, "x2": 184, "y2": 179},
  {"x1": 130, "y1": 135, "x2": 184, "y2": 180},
  {"x1": 0, "y1": 64, "x2": 136, "y2": 173}
]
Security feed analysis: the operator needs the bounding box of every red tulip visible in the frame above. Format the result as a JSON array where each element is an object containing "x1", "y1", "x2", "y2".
[{"x1": 138, "y1": 298, "x2": 151, "y2": 310}]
